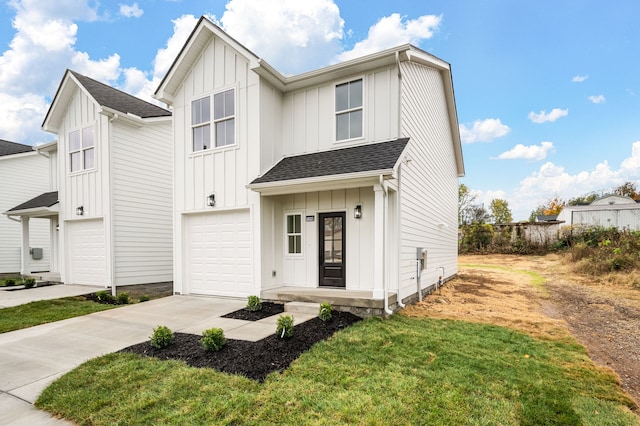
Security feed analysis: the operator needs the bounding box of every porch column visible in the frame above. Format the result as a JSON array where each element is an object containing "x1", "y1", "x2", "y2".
[
  {"x1": 373, "y1": 184, "x2": 385, "y2": 299},
  {"x1": 20, "y1": 217, "x2": 30, "y2": 276}
]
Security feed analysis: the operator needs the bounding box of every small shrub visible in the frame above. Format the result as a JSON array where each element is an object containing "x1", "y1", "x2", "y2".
[
  {"x1": 139, "y1": 294, "x2": 150, "y2": 302},
  {"x1": 201, "y1": 327, "x2": 226, "y2": 352},
  {"x1": 319, "y1": 302, "x2": 333, "y2": 322},
  {"x1": 4, "y1": 278, "x2": 16, "y2": 286},
  {"x1": 23, "y1": 278, "x2": 36, "y2": 288},
  {"x1": 150, "y1": 325, "x2": 174, "y2": 349},
  {"x1": 246, "y1": 295, "x2": 262, "y2": 312},
  {"x1": 95, "y1": 290, "x2": 117, "y2": 305},
  {"x1": 276, "y1": 315, "x2": 294, "y2": 339},
  {"x1": 117, "y1": 292, "x2": 130, "y2": 305}
]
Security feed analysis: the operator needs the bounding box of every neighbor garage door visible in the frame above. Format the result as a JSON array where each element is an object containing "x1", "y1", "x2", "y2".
[
  {"x1": 186, "y1": 210, "x2": 253, "y2": 297},
  {"x1": 67, "y1": 219, "x2": 106, "y2": 285}
]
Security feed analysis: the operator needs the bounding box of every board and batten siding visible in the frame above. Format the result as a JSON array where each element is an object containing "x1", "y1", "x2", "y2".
[
  {"x1": 0, "y1": 152, "x2": 51, "y2": 273},
  {"x1": 172, "y1": 34, "x2": 263, "y2": 294},
  {"x1": 262, "y1": 188, "x2": 375, "y2": 291},
  {"x1": 398, "y1": 61, "x2": 459, "y2": 300},
  {"x1": 111, "y1": 120, "x2": 173, "y2": 285},
  {"x1": 275, "y1": 66, "x2": 400, "y2": 165}
]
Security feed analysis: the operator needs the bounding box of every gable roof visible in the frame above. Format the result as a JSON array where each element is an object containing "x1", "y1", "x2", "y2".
[
  {"x1": 43, "y1": 70, "x2": 171, "y2": 133},
  {"x1": 0, "y1": 139, "x2": 33, "y2": 157},
  {"x1": 250, "y1": 138, "x2": 409, "y2": 186},
  {"x1": 7, "y1": 191, "x2": 58, "y2": 213}
]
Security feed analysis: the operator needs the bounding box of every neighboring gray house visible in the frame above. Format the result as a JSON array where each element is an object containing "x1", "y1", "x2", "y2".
[
  {"x1": 0, "y1": 140, "x2": 51, "y2": 274},
  {"x1": 557, "y1": 195, "x2": 640, "y2": 231},
  {"x1": 7, "y1": 71, "x2": 174, "y2": 291}
]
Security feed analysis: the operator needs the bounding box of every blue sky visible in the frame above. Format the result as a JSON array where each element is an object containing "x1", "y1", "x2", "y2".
[{"x1": 1, "y1": 0, "x2": 639, "y2": 220}]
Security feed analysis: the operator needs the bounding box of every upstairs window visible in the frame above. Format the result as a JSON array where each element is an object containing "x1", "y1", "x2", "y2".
[
  {"x1": 335, "y1": 79, "x2": 363, "y2": 141},
  {"x1": 286, "y1": 214, "x2": 302, "y2": 255},
  {"x1": 69, "y1": 126, "x2": 94, "y2": 172},
  {"x1": 191, "y1": 88, "x2": 235, "y2": 151},
  {"x1": 214, "y1": 89, "x2": 235, "y2": 147},
  {"x1": 192, "y1": 96, "x2": 211, "y2": 151}
]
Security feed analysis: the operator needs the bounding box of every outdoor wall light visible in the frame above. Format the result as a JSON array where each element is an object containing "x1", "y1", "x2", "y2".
[
  {"x1": 76, "y1": 206, "x2": 84, "y2": 216},
  {"x1": 354, "y1": 205, "x2": 362, "y2": 219},
  {"x1": 207, "y1": 193, "x2": 216, "y2": 207}
]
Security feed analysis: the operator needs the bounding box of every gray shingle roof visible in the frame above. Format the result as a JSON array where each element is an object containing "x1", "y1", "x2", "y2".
[
  {"x1": 0, "y1": 139, "x2": 33, "y2": 157},
  {"x1": 251, "y1": 138, "x2": 409, "y2": 184},
  {"x1": 7, "y1": 191, "x2": 58, "y2": 212},
  {"x1": 70, "y1": 71, "x2": 171, "y2": 118}
]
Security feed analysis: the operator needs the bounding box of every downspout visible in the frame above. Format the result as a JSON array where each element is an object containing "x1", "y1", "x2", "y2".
[
  {"x1": 394, "y1": 165, "x2": 406, "y2": 309},
  {"x1": 380, "y1": 175, "x2": 393, "y2": 315}
]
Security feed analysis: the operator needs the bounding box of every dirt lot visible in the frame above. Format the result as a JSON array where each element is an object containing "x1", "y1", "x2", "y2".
[{"x1": 403, "y1": 253, "x2": 640, "y2": 411}]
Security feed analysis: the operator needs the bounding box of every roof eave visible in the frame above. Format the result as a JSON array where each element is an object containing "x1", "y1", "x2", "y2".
[{"x1": 247, "y1": 169, "x2": 394, "y2": 196}]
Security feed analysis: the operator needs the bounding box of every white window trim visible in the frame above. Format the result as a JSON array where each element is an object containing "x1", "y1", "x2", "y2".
[
  {"x1": 334, "y1": 76, "x2": 365, "y2": 144},
  {"x1": 190, "y1": 85, "x2": 238, "y2": 155},
  {"x1": 68, "y1": 124, "x2": 96, "y2": 174},
  {"x1": 284, "y1": 212, "x2": 304, "y2": 257}
]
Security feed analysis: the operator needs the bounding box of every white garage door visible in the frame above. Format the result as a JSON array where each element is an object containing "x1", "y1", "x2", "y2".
[
  {"x1": 186, "y1": 210, "x2": 253, "y2": 297},
  {"x1": 67, "y1": 219, "x2": 106, "y2": 285}
]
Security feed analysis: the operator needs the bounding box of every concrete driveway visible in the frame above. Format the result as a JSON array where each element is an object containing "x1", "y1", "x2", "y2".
[
  {"x1": 0, "y1": 284, "x2": 104, "y2": 308},
  {"x1": 0, "y1": 295, "x2": 313, "y2": 425}
]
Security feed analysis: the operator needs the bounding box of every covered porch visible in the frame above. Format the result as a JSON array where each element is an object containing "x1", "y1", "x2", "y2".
[{"x1": 3, "y1": 191, "x2": 59, "y2": 277}]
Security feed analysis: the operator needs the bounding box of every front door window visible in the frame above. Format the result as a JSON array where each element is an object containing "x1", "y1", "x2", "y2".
[{"x1": 319, "y1": 212, "x2": 346, "y2": 287}]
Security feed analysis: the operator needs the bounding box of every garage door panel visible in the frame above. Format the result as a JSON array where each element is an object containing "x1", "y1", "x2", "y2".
[
  {"x1": 186, "y1": 210, "x2": 253, "y2": 297},
  {"x1": 68, "y1": 219, "x2": 106, "y2": 286}
]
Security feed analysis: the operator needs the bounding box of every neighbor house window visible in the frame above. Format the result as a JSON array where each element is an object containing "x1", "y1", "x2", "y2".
[
  {"x1": 335, "y1": 79, "x2": 363, "y2": 141},
  {"x1": 191, "y1": 96, "x2": 211, "y2": 151},
  {"x1": 69, "y1": 126, "x2": 94, "y2": 172},
  {"x1": 214, "y1": 89, "x2": 235, "y2": 147},
  {"x1": 286, "y1": 214, "x2": 302, "y2": 255}
]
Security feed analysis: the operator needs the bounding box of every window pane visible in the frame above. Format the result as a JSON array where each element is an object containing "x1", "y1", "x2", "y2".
[
  {"x1": 287, "y1": 215, "x2": 294, "y2": 233},
  {"x1": 333, "y1": 240, "x2": 343, "y2": 261},
  {"x1": 192, "y1": 97, "x2": 210, "y2": 125},
  {"x1": 70, "y1": 152, "x2": 81, "y2": 172},
  {"x1": 324, "y1": 241, "x2": 333, "y2": 262},
  {"x1": 214, "y1": 92, "x2": 224, "y2": 120},
  {"x1": 349, "y1": 79, "x2": 363, "y2": 108},
  {"x1": 335, "y1": 82, "x2": 348, "y2": 112},
  {"x1": 294, "y1": 214, "x2": 301, "y2": 233},
  {"x1": 294, "y1": 235, "x2": 301, "y2": 253},
  {"x1": 288, "y1": 236, "x2": 295, "y2": 254},
  {"x1": 82, "y1": 127, "x2": 94, "y2": 148},
  {"x1": 349, "y1": 110, "x2": 363, "y2": 139},
  {"x1": 193, "y1": 125, "x2": 210, "y2": 151},
  {"x1": 336, "y1": 113, "x2": 349, "y2": 141},
  {"x1": 226, "y1": 118, "x2": 235, "y2": 146},
  {"x1": 215, "y1": 121, "x2": 226, "y2": 147},
  {"x1": 69, "y1": 130, "x2": 80, "y2": 151},
  {"x1": 225, "y1": 89, "x2": 234, "y2": 116},
  {"x1": 83, "y1": 148, "x2": 94, "y2": 169}
]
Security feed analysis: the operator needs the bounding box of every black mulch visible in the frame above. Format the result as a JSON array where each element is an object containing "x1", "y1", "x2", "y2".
[
  {"x1": 221, "y1": 302, "x2": 285, "y2": 321},
  {"x1": 119, "y1": 312, "x2": 362, "y2": 382}
]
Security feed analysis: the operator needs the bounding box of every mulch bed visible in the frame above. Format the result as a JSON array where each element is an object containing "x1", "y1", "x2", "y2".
[
  {"x1": 221, "y1": 302, "x2": 285, "y2": 321},
  {"x1": 119, "y1": 312, "x2": 362, "y2": 382}
]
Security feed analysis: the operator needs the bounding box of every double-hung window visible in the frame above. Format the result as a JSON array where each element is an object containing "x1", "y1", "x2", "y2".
[
  {"x1": 69, "y1": 126, "x2": 94, "y2": 172},
  {"x1": 335, "y1": 79, "x2": 363, "y2": 141},
  {"x1": 286, "y1": 214, "x2": 302, "y2": 255},
  {"x1": 191, "y1": 88, "x2": 235, "y2": 152}
]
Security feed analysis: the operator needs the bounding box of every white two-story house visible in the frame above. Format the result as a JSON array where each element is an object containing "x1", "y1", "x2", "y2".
[
  {"x1": 155, "y1": 17, "x2": 464, "y2": 314},
  {"x1": 8, "y1": 71, "x2": 174, "y2": 293}
]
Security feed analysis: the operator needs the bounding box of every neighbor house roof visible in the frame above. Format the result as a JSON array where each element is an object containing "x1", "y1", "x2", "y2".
[
  {"x1": 7, "y1": 191, "x2": 58, "y2": 213},
  {"x1": 250, "y1": 138, "x2": 409, "y2": 185},
  {"x1": 0, "y1": 139, "x2": 33, "y2": 157},
  {"x1": 43, "y1": 70, "x2": 171, "y2": 133}
]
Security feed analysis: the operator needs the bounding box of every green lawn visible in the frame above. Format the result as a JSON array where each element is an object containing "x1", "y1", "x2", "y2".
[
  {"x1": 36, "y1": 315, "x2": 638, "y2": 425},
  {"x1": 0, "y1": 297, "x2": 118, "y2": 334}
]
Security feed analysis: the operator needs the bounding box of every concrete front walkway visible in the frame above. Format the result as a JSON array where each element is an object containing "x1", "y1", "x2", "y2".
[
  {"x1": 0, "y1": 284, "x2": 104, "y2": 308},
  {"x1": 0, "y1": 295, "x2": 314, "y2": 425}
]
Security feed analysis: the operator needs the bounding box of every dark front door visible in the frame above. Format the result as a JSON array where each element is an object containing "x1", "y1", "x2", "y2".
[{"x1": 319, "y1": 212, "x2": 346, "y2": 287}]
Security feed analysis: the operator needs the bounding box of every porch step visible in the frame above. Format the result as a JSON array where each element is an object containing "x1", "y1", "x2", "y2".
[{"x1": 284, "y1": 301, "x2": 320, "y2": 315}]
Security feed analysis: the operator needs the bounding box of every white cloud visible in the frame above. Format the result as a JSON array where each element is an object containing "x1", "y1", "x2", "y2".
[
  {"x1": 216, "y1": 0, "x2": 344, "y2": 74},
  {"x1": 503, "y1": 141, "x2": 640, "y2": 220},
  {"x1": 496, "y1": 141, "x2": 554, "y2": 161},
  {"x1": 151, "y1": 14, "x2": 199, "y2": 81},
  {"x1": 528, "y1": 108, "x2": 568, "y2": 123},
  {"x1": 459, "y1": 118, "x2": 510, "y2": 144},
  {"x1": 588, "y1": 95, "x2": 606, "y2": 104},
  {"x1": 337, "y1": 13, "x2": 442, "y2": 62},
  {"x1": 572, "y1": 74, "x2": 589, "y2": 83},
  {"x1": 120, "y1": 3, "x2": 143, "y2": 18}
]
